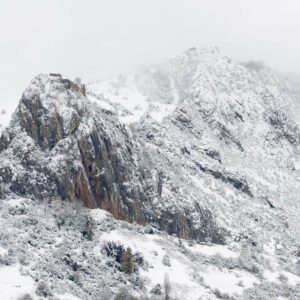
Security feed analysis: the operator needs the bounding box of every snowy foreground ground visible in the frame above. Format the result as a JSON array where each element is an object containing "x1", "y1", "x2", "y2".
[{"x1": 0, "y1": 197, "x2": 300, "y2": 300}]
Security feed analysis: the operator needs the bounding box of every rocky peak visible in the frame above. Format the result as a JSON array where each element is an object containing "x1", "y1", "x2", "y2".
[
  {"x1": 17, "y1": 74, "x2": 86, "y2": 150},
  {"x1": 0, "y1": 74, "x2": 137, "y2": 208},
  {"x1": 0, "y1": 73, "x2": 225, "y2": 243}
]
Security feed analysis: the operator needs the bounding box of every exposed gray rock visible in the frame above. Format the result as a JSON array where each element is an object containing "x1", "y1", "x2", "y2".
[{"x1": 0, "y1": 74, "x2": 224, "y2": 243}]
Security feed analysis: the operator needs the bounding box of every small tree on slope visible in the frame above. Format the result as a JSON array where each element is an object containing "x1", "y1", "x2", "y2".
[{"x1": 121, "y1": 247, "x2": 135, "y2": 274}]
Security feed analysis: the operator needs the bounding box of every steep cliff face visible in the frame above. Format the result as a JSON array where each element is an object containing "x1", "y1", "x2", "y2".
[
  {"x1": 0, "y1": 75, "x2": 140, "y2": 214},
  {"x1": 0, "y1": 73, "x2": 224, "y2": 243}
]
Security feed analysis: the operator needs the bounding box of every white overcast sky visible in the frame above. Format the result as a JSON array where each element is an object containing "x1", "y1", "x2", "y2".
[{"x1": 0, "y1": 0, "x2": 300, "y2": 106}]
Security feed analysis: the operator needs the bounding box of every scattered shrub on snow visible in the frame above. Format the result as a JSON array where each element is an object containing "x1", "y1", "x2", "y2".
[
  {"x1": 187, "y1": 240, "x2": 195, "y2": 247},
  {"x1": 134, "y1": 252, "x2": 144, "y2": 267},
  {"x1": 293, "y1": 246, "x2": 300, "y2": 257},
  {"x1": 177, "y1": 239, "x2": 183, "y2": 248},
  {"x1": 17, "y1": 294, "x2": 33, "y2": 300},
  {"x1": 237, "y1": 280, "x2": 244, "y2": 287},
  {"x1": 214, "y1": 288, "x2": 230, "y2": 299},
  {"x1": 104, "y1": 242, "x2": 141, "y2": 274},
  {"x1": 35, "y1": 281, "x2": 52, "y2": 298},
  {"x1": 144, "y1": 225, "x2": 154, "y2": 234},
  {"x1": 121, "y1": 247, "x2": 135, "y2": 274},
  {"x1": 9, "y1": 205, "x2": 26, "y2": 216},
  {"x1": 114, "y1": 287, "x2": 138, "y2": 300},
  {"x1": 104, "y1": 241, "x2": 125, "y2": 264},
  {"x1": 162, "y1": 255, "x2": 171, "y2": 267},
  {"x1": 0, "y1": 253, "x2": 15, "y2": 266},
  {"x1": 23, "y1": 216, "x2": 38, "y2": 226},
  {"x1": 18, "y1": 254, "x2": 29, "y2": 266},
  {"x1": 81, "y1": 215, "x2": 94, "y2": 241},
  {"x1": 278, "y1": 273, "x2": 288, "y2": 283},
  {"x1": 150, "y1": 284, "x2": 162, "y2": 295},
  {"x1": 62, "y1": 253, "x2": 80, "y2": 272}
]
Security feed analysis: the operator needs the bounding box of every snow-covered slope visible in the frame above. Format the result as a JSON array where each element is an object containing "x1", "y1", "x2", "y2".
[
  {"x1": 1, "y1": 47, "x2": 300, "y2": 299},
  {"x1": 88, "y1": 67, "x2": 180, "y2": 124},
  {"x1": 1, "y1": 197, "x2": 300, "y2": 300},
  {"x1": 89, "y1": 46, "x2": 300, "y2": 244}
]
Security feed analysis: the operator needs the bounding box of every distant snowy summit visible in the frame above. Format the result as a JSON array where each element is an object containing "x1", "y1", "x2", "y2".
[
  {"x1": 88, "y1": 46, "x2": 300, "y2": 126},
  {"x1": 88, "y1": 47, "x2": 222, "y2": 124},
  {"x1": 0, "y1": 47, "x2": 300, "y2": 249}
]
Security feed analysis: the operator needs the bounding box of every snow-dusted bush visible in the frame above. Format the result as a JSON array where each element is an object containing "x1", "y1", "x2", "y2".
[
  {"x1": 134, "y1": 252, "x2": 144, "y2": 267},
  {"x1": 35, "y1": 281, "x2": 52, "y2": 298},
  {"x1": 162, "y1": 255, "x2": 171, "y2": 267},
  {"x1": 80, "y1": 214, "x2": 94, "y2": 241},
  {"x1": 114, "y1": 287, "x2": 138, "y2": 300},
  {"x1": 104, "y1": 241, "x2": 142, "y2": 274},
  {"x1": 213, "y1": 288, "x2": 230, "y2": 299},
  {"x1": 121, "y1": 247, "x2": 135, "y2": 274},
  {"x1": 104, "y1": 241, "x2": 125, "y2": 266},
  {"x1": 0, "y1": 252, "x2": 15, "y2": 266},
  {"x1": 17, "y1": 294, "x2": 33, "y2": 300},
  {"x1": 278, "y1": 273, "x2": 288, "y2": 283},
  {"x1": 18, "y1": 254, "x2": 29, "y2": 266},
  {"x1": 150, "y1": 284, "x2": 162, "y2": 295}
]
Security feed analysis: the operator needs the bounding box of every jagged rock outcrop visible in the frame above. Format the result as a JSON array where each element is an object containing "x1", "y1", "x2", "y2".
[{"x1": 0, "y1": 73, "x2": 224, "y2": 243}]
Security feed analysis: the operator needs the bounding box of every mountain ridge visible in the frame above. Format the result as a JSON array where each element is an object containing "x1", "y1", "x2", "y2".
[
  {"x1": 0, "y1": 72, "x2": 224, "y2": 243},
  {"x1": 1, "y1": 47, "x2": 300, "y2": 299},
  {"x1": 1, "y1": 47, "x2": 300, "y2": 246}
]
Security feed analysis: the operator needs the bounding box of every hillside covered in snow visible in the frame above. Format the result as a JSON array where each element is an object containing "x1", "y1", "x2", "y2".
[{"x1": 0, "y1": 47, "x2": 300, "y2": 299}]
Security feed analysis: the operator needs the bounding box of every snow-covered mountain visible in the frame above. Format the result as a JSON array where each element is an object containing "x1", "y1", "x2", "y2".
[
  {"x1": 89, "y1": 46, "x2": 300, "y2": 244},
  {"x1": 0, "y1": 47, "x2": 300, "y2": 299}
]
